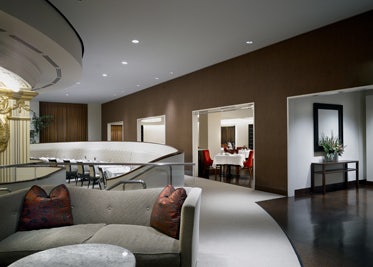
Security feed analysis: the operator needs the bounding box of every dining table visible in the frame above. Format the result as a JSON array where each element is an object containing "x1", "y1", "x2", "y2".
[
  {"x1": 38, "y1": 157, "x2": 131, "y2": 178},
  {"x1": 213, "y1": 153, "x2": 245, "y2": 179}
]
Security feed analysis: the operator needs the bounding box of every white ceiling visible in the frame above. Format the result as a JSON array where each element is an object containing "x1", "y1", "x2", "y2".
[{"x1": 25, "y1": 1, "x2": 373, "y2": 104}]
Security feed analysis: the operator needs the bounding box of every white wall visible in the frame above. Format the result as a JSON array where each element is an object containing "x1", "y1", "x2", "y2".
[
  {"x1": 288, "y1": 91, "x2": 366, "y2": 197},
  {"x1": 207, "y1": 112, "x2": 222, "y2": 157},
  {"x1": 88, "y1": 104, "x2": 101, "y2": 141},
  {"x1": 367, "y1": 95, "x2": 373, "y2": 181},
  {"x1": 143, "y1": 125, "x2": 165, "y2": 144}
]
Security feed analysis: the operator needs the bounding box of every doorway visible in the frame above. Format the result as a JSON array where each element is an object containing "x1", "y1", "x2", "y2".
[
  {"x1": 192, "y1": 103, "x2": 255, "y2": 186},
  {"x1": 137, "y1": 115, "x2": 166, "y2": 144},
  {"x1": 107, "y1": 121, "x2": 124, "y2": 141}
]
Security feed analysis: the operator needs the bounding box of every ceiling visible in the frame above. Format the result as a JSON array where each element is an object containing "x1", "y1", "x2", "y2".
[{"x1": 7, "y1": 1, "x2": 373, "y2": 104}]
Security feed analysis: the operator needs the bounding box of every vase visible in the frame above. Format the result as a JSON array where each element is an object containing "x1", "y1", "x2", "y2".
[{"x1": 324, "y1": 152, "x2": 338, "y2": 162}]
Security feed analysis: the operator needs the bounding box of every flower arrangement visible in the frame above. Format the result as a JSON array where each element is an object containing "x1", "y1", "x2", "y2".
[{"x1": 319, "y1": 134, "x2": 345, "y2": 160}]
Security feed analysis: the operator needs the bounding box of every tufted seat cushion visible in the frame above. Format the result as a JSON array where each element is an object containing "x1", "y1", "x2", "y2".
[
  {"x1": 0, "y1": 224, "x2": 105, "y2": 266},
  {"x1": 86, "y1": 224, "x2": 180, "y2": 267}
]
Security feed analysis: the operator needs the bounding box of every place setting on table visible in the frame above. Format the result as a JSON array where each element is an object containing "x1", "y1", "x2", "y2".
[{"x1": 38, "y1": 157, "x2": 132, "y2": 179}]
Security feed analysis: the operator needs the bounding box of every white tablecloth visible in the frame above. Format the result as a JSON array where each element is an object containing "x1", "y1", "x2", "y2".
[
  {"x1": 213, "y1": 154, "x2": 245, "y2": 167},
  {"x1": 100, "y1": 165, "x2": 131, "y2": 178}
]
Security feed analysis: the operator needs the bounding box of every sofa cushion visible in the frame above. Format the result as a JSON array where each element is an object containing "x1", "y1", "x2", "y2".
[
  {"x1": 86, "y1": 224, "x2": 180, "y2": 267},
  {"x1": 18, "y1": 184, "x2": 73, "y2": 231},
  {"x1": 150, "y1": 185, "x2": 187, "y2": 239},
  {"x1": 0, "y1": 223, "x2": 106, "y2": 265}
]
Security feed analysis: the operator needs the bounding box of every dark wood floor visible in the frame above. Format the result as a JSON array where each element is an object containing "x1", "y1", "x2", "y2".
[{"x1": 257, "y1": 186, "x2": 373, "y2": 267}]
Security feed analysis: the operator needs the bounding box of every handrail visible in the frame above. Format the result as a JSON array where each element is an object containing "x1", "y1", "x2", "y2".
[
  {"x1": 1, "y1": 161, "x2": 194, "y2": 191},
  {"x1": 106, "y1": 179, "x2": 147, "y2": 191}
]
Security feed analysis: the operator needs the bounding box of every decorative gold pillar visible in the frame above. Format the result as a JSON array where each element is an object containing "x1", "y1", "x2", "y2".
[{"x1": 0, "y1": 88, "x2": 38, "y2": 182}]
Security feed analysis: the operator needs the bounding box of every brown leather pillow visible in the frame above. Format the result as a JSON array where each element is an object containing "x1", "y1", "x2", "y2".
[
  {"x1": 18, "y1": 184, "x2": 73, "y2": 231},
  {"x1": 150, "y1": 184, "x2": 187, "y2": 239}
]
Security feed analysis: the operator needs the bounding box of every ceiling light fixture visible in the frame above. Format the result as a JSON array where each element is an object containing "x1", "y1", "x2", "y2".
[
  {"x1": 102, "y1": 73, "x2": 108, "y2": 77},
  {"x1": 121, "y1": 61, "x2": 128, "y2": 65},
  {"x1": 131, "y1": 39, "x2": 140, "y2": 44},
  {"x1": 246, "y1": 40, "x2": 253, "y2": 44}
]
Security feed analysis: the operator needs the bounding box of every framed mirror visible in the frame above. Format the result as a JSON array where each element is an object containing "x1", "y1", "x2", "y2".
[{"x1": 313, "y1": 103, "x2": 343, "y2": 152}]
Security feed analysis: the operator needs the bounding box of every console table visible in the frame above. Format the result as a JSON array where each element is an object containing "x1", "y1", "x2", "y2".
[{"x1": 311, "y1": 160, "x2": 359, "y2": 194}]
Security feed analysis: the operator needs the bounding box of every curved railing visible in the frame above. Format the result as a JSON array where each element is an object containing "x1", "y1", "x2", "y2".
[{"x1": 0, "y1": 161, "x2": 194, "y2": 193}]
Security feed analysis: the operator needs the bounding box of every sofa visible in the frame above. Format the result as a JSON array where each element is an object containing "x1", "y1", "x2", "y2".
[{"x1": 0, "y1": 185, "x2": 202, "y2": 267}]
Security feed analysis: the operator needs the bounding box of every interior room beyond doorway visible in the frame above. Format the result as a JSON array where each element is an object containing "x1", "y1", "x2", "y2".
[{"x1": 192, "y1": 103, "x2": 255, "y2": 188}]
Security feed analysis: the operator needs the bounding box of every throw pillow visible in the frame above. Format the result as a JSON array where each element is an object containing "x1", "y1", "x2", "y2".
[
  {"x1": 150, "y1": 184, "x2": 187, "y2": 239},
  {"x1": 18, "y1": 184, "x2": 73, "y2": 231}
]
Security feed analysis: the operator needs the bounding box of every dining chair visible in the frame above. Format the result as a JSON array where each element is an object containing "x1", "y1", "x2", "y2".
[
  {"x1": 88, "y1": 165, "x2": 102, "y2": 189},
  {"x1": 77, "y1": 162, "x2": 90, "y2": 186},
  {"x1": 63, "y1": 160, "x2": 78, "y2": 184},
  {"x1": 48, "y1": 158, "x2": 58, "y2": 166},
  {"x1": 202, "y1": 149, "x2": 221, "y2": 179},
  {"x1": 243, "y1": 150, "x2": 254, "y2": 178},
  {"x1": 98, "y1": 167, "x2": 108, "y2": 189}
]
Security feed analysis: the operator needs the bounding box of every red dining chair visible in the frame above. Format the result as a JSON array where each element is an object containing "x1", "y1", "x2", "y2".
[
  {"x1": 202, "y1": 149, "x2": 221, "y2": 179},
  {"x1": 243, "y1": 150, "x2": 254, "y2": 178}
]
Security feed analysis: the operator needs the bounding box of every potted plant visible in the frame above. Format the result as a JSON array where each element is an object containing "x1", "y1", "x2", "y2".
[
  {"x1": 30, "y1": 111, "x2": 53, "y2": 143},
  {"x1": 319, "y1": 134, "x2": 345, "y2": 161}
]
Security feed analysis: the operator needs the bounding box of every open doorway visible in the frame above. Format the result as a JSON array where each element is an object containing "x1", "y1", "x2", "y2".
[
  {"x1": 137, "y1": 115, "x2": 166, "y2": 144},
  {"x1": 192, "y1": 103, "x2": 255, "y2": 187}
]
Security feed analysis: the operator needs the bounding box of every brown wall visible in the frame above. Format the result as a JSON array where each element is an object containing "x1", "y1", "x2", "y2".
[{"x1": 102, "y1": 11, "x2": 373, "y2": 195}]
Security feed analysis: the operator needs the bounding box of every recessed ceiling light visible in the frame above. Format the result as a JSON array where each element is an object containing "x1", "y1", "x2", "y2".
[
  {"x1": 169, "y1": 71, "x2": 174, "y2": 75},
  {"x1": 155, "y1": 77, "x2": 159, "y2": 80},
  {"x1": 136, "y1": 84, "x2": 140, "y2": 87},
  {"x1": 102, "y1": 73, "x2": 108, "y2": 77},
  {"x1": 121, "y1": 61, "x2": 128, "y2": 65},
  {"x1": 132, "y1": 39, "x2": 140, "y2": 44},
  {"x1": 246, "y1": 41, "x2": 253, "y2": 44}
]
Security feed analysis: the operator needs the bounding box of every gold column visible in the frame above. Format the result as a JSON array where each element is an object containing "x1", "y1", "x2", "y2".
[{"x1": 0, "y1": 88, "x2": 38, "y2": 182}]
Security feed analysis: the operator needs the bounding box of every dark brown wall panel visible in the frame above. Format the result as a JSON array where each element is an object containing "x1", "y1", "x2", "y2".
[
  {"x1": 102, "y1": 11, "x2": 373, "y2": 195},
  {"x1": 40, "y1": 102, "x2": 87, "y2": 143}
]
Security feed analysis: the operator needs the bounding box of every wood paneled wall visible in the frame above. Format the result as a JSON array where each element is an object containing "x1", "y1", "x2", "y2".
[
  {"x1": 102, "y1": 11, "x2": 373, "y2": 195},
  {"x1": 39, "y1": 102, "x2": 88, "y2": 143}
]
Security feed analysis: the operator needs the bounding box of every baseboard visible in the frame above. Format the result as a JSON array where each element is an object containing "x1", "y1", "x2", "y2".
[
  {"x1": 255, "y1": 185, "x2": 287, "y2": 196},
  {"x1": 295, "y1": 180, "x2": 365, "y2": 197}
]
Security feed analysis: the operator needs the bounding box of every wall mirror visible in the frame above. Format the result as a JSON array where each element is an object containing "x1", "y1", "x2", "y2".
[{"x1": 313, "y1": 103, "x2": 343, "y2": 152}]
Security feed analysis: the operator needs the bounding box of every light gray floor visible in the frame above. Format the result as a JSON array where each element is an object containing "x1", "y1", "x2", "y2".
[{"x1": 184, "y1": 176, "x2": 301, "y2": 267}]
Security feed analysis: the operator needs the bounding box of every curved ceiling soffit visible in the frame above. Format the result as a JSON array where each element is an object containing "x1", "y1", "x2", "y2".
[{"x1": 0, "y1": 2, "x2": 82, "y2": 94}]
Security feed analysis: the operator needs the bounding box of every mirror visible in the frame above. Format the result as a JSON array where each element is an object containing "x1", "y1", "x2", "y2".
[{"x1": 313, "y1": 103, "x2": 343, "y2": 152}]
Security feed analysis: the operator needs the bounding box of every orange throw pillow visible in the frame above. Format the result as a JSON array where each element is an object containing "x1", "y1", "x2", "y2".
[
  {"x1": 18, "y1": 184, "x2": 73, "y2": 231},
  {"x1": 150, "y1": 184, "x2": 187, "y2": 239}
]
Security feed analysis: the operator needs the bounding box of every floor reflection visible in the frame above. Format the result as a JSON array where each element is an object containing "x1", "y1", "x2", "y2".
[{"x1": 257, "y1": 187, "x2": 373, "y2": 267}]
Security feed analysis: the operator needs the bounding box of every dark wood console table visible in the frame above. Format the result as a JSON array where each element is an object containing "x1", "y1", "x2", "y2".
[{"x1": 311, "y1": 160, "x2": 359, "y2": 194}]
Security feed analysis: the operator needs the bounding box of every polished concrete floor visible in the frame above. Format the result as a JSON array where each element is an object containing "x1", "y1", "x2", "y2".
[{"x1": 257, "y1": 187, "x2": 373, "y2": 267}]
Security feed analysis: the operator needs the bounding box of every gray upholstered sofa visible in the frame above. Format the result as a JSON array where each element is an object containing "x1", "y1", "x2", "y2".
[{"x1": 0, "y1": 185, "x2": 201, "y2": 267}]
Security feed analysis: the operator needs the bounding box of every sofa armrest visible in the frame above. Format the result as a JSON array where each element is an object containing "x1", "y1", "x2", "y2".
[
  {"x1": 179, "y1": 187, "x2": 202, "y2": 267},
  {"x1": 0, "y1": 189, "x2": 27, "y2": 240}
]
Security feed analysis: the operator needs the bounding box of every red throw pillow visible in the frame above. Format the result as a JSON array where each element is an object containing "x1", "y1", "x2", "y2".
[
  {"x1": 18, "y1": 184, "x2": 73, "y2": 231},
  {"x1": 150, "y1": 184, "x2": 187, "y2": 239}
]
